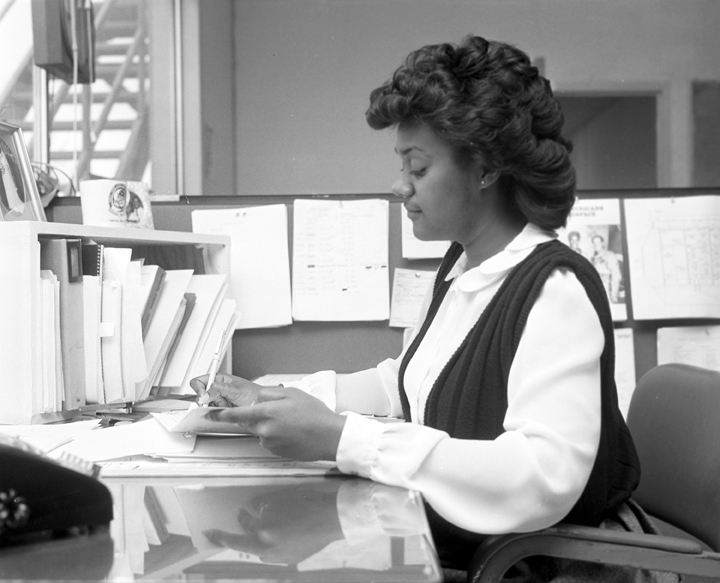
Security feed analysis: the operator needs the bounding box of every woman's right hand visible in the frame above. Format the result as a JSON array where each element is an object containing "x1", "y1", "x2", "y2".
[{"x1": 189, "y1": 372, "x2": 262, "y2": 408}]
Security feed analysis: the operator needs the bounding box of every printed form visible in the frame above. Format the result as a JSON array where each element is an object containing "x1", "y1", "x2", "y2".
[
  {"x1": 292, "y1": 198, "x2": 389, "y2": 321},
  {"x1": 625, "y1": 196, "x2": 720, "y2": 320}
]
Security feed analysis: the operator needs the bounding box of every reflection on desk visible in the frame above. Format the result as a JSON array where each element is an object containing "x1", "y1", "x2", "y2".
[{"x1": 0, "y1": 476, "x2": 442, "y2": 582}]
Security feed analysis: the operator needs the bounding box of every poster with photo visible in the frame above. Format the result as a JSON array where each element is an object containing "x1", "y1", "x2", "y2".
[{"x1": 558, "y1": 198, "x2": 628, "y2": 321}]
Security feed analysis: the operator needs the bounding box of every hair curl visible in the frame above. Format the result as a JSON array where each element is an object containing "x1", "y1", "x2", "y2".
[{"x1": 366, "y1": 35, "x2": 576, "y2": 230}]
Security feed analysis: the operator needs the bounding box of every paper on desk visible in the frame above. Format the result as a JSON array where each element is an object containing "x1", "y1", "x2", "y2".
[
  {"x1": 49, "y1": 417, "x2": 195, "y2": 462},
  {"x1": 191, "y1": 205, "x2": 292, "y2": 329},
  {"x1": 401, "y1": 211, "x2": 450, "y2": 259},
  {"x1": 292, "y1": 198, "x2": 389, "y2": 321},
  {"x1": 160, "y1": 435, "x2": 278, "y2": 460},
  {"x1": 657, "y1": 325, "x2": 720, "y2": 371},
  {"x1": 152, "y1": 406, "x2": 251, "y2": 435},
  {"x1": 625, "y1": 195, "x2": 720, "y2": 319},
  {"x1": 390, "y1": 268, "x2": 434, "y2": 328},
  {"x1": 0, "y1": 419, "x2": 100, "y2": 453}
]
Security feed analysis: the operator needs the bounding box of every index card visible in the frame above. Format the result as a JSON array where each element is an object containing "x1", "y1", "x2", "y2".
[
  {"x1": 292, "y1": 198, "x2": 389, "y2": 321},
  {"x1": 192, "y1": 205, "x2": 292, "y2": 329},
  {"x1": 624, "y1": 195, "x2": 720, "y2": 320},
  {"x1": 389, "y1": 268, "x2": 435, "y2": 329}
]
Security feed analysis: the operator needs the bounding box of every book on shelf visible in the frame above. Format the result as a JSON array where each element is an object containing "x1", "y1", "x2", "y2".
[
  {"x1": 39, "y1": 270, "x2": 62, "y2": 413},
  {"x1": 40, "y1": 238, "x2": 86, "y2": 409},
  {"x1": 82, "y1": 274, "x2": 103, "y2": 404}
]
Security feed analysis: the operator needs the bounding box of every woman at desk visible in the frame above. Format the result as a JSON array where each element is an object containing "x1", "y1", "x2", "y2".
[{"x1": 192, "y1": 35, "x2": 653, "y2": 581}]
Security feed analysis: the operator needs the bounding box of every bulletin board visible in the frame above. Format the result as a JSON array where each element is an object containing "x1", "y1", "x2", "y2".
[{"x1": 48, "y1": 188, "x2": 720, "y2": 383}]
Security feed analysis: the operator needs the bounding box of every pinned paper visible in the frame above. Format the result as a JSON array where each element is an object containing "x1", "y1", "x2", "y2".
[
  {"x1": 192, "y1": 205, "x2": 292, "y2": 329},
  {"x1": 390, "y1": 268, "x2": 435, "y2": 329},
  {"x1": 292, "y1": 198, "x2": 389, "y2": 321}
]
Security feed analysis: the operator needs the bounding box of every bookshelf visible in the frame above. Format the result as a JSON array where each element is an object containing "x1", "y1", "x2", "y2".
[{"x1": 0, "y1": 221, "x2": 230, "y2": 424}]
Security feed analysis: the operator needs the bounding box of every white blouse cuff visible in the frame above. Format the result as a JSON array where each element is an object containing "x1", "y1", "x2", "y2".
[{"x1": 336, "y1": 412, "x2": 385, "y2": 478}]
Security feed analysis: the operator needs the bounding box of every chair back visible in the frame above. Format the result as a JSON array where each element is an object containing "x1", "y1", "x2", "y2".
[{"x1": 626, "y1": 363, "x2": 720, "y2": 551}]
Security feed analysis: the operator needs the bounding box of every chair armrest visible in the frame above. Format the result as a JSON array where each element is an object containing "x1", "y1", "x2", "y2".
[
  {"x1": 548, "y1": 523, "x2": 702, "y2": 553},
  {"x1": 468, "y1": 524, "x2": 720, "y2": 583}
]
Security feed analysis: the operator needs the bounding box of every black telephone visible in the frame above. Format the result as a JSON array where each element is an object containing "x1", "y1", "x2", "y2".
[{"x1": 0, "y1": 436, "x2": 113, "y2": 542}]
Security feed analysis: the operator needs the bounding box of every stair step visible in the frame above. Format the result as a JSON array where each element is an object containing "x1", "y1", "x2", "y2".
[{"x1": 50, "y1": 150, "x2": 127, "y2": 160}]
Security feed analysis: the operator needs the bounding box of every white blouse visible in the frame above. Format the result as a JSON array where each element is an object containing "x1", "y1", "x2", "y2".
[{"x1": 295, "y1": 224, "x2": 604, "y2": 535}]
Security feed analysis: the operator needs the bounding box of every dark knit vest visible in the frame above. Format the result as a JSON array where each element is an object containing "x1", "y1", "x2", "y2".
[{"x1": 398, "y1": 240, "x2": 640, "y2": 568}]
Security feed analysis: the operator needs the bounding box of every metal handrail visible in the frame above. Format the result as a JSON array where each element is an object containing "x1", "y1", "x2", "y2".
[{"x1": 77, "y1": 0, "x2": 145, "y2": 177}]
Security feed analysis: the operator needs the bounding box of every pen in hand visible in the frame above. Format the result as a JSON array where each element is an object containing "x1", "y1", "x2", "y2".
[{"x1": 200, "y1": 329, "x2": 225, "y2": 407}]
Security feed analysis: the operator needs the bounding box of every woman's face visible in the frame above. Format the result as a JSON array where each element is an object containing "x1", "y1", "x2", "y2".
[{"x1": 393, "y1": 124, "x2": 486, "y2": 243}]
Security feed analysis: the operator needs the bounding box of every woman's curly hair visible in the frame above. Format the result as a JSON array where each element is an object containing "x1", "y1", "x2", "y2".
[{"x1": 366, "y1": 35, "x2": 576, "y2": 230}]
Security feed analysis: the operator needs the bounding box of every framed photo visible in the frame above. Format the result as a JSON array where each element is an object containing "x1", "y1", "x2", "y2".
[{"x1": 0, "y1": 121, "x2": 47, "y2": 222}]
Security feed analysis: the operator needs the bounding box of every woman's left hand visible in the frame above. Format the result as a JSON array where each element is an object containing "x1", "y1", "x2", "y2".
[{"x1": 209, "y1": 386, "x2": 346, "y2": 461}]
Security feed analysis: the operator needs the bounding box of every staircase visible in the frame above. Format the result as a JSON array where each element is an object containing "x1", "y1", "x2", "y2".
[{"x1": 3, "y1": 0, "x2": 150, "y2": 185}]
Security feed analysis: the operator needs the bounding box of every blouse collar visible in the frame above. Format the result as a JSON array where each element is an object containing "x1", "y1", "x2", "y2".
[{"x1": 445, "y1": 224, "x2": 557, "y2": 291}]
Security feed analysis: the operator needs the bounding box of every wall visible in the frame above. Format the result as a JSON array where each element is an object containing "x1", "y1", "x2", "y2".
[{"x1": 232, "y1": 0, "x2": 720, "y2": 195}]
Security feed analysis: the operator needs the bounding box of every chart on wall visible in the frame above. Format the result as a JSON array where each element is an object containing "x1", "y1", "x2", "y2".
[{"x1": 624, "y1": 195, "x2": 720, "y2": 320}]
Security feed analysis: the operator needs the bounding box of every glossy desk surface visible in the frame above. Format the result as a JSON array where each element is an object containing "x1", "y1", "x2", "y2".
[{"x1": 0, "y1": 475, "x2": 442, "y2": 582}]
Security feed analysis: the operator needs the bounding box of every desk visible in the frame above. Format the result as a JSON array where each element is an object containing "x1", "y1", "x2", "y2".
[{"x1": 0, "y1": 474, "x2": 442, "y2": 582}]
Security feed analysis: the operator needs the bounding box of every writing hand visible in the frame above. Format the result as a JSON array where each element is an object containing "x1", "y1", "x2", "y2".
[{"x1": 189, "y1": 372, "x2": 262, "y2": 408}]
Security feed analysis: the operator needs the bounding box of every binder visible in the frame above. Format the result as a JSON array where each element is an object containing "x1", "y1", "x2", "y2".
[
  {"x1": 82, "y1": 274, "x2": 103, "y2": 404},
  {"x1": 140, "y1": 264, "x2": 166, "y2": 338},
  {"x1": 81, "y1": 242, "x2": 104, "y2": 277},
  {"x1": 40, "y1": 238, "x2": 86, "y2": 409}
]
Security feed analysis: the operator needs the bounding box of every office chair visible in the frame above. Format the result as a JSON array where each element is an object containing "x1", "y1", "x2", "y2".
[{"x1": 467, "y1": 363, "x2": 720, "y2": 582}]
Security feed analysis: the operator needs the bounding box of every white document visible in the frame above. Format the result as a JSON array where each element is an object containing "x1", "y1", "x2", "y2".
[
  {"x1": 123, "y1": 260, "x2": 149, "y2": 394},
  {"x1": 657, "y1": 325, "x2": 720, "y2": 371},
  {"x1": 558, "y1": 198, "x2": 627, "y2": 321},
  {"x1": 191, "y1": 205, "x2": 292, "y2": 329},
  {"x1": 624, "y1": 195, "x2": 720, "y2": 319},
  {"x1": 49, "y1": 417, "x2": 195, "y2": 462},
  {"x1": 390, "y1": 268, "x2": 435, "y2": 329},
  {"x1": 613, "y1": 328, "x2": 636, "y2": 419},
  {"x1": 292, "y1": 198, "x2": 389, "y2": 321},
  {"x1": 400, "y1": 211, "x2": 450, "y2": 259},
  {"x1": 183, "y1": 298, "x2": 239, "y2": 393}
]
